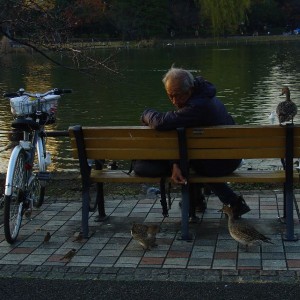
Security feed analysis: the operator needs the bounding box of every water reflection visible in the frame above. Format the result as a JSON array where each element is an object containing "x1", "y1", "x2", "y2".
[{"x1": 0, "y1": 42, "x2": 300, "y2": 172}]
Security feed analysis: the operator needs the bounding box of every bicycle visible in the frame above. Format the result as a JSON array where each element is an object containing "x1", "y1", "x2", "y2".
[{"x1": 2, "y1": 87, "x2": 72, "y2": 244}]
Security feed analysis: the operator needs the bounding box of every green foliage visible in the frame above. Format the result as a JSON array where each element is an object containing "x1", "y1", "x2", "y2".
[
  {"x1": 1, "y1": 0, "x2": 300, "y2": 41},
  {"x1": 248, "y1": 0, "x2": 284, "y2": 32},
  {"x1": 198, "y1": 0, "x2": 251, "y2": 36},
  {"x1": 106, "y1": 0, "x2": 170, "y2": 40}
]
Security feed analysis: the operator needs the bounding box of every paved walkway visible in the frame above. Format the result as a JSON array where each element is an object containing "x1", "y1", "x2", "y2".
[{"x1": 1, "y1": 188, "x2": 300, "y2": 283}]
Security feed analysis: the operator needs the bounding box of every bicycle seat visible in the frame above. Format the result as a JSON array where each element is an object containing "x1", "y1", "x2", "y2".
[{"x1": 11, "y1": 118, "x2": 40, "y2": 131}]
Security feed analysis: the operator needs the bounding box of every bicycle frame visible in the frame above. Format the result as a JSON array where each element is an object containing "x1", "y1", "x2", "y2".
[
  {"x1": 3, "y1": 87, "x2": 72, "y2": 243},
  {"x1": 4, "y1": 129, "x2": 43, "y2": 195}
]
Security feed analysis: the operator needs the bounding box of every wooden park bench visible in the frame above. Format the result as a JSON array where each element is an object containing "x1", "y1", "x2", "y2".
[{"x1": 68, "y1": 124, "x2": 300, "y2": 241}]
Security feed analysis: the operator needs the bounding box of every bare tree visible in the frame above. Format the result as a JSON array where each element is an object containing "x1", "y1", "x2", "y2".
[{"x1": 0, "y1": 0, "x2": 119, "y2": 77}]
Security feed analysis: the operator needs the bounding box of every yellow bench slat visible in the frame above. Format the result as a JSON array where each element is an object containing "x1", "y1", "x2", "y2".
[
  {"x1": 90, "y1": 169, "x2": 297, "y2": 184},
  {"x1": 90, "y1": 169, "x2": 164, "y2": 183}
]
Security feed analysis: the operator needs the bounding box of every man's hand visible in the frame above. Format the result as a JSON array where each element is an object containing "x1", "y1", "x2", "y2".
[{"x1": 171, "y1": 163, "x2": 187, "y2": 185}]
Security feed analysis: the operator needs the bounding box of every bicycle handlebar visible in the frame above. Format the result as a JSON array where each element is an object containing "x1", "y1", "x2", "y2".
[
  {"x1": 3, "y1": 88, "x2": 72, "y2": 98},
  {"x1": 3, "y1": 92, "x2": 19, "y2": 98},
  {"x1": 53, "y1": 89, "x2": 72, "y2": 95}
]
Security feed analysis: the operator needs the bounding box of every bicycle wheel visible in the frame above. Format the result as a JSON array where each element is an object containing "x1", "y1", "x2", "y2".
[
  {"x1": 4, "y1": 147, "x2": 27, "y2": 244},
  {"x1": 32, "y1": 136, "x2": 46, "y2": 207}
]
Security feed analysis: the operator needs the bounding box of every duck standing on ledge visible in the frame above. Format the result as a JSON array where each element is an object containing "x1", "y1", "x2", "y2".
[
  {"x1": 220, "y1": 206, "x2": 273, "y2": 251},
  {"x1": 276, "y1": 86, "x2": 297, "y2": 125}
]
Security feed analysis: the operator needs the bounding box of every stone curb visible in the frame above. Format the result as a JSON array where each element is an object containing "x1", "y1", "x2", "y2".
[{"x1": 0, "y1": 265, "x2": 299, "y2": 283}]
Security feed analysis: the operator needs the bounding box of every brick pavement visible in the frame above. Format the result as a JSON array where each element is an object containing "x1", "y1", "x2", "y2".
[{"x1": 0, "y1": 188, "x2": 300, "y2": 283}]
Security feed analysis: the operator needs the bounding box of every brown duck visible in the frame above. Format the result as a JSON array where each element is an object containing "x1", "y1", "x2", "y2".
[
  {"x1": 221, "y1": 206, "x2": 273, "y2": 251},
  {"x1": 130, "y1": 222, "x2": 160, "y2": 250},
  {"x1": 276, "y1": 86, "x2": 297, "y2": 125}
]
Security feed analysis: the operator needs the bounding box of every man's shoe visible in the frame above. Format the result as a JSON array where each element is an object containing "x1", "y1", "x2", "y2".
[{"x1": 231, "y1": 196, "x2": 250, "y2": 219}]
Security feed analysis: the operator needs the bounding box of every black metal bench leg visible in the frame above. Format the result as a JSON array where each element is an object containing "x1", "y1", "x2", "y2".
[
  {"x1": 95, "y1": 182, "x2": 108, "y2": 221},
  {"x1": 181, "y1": 183, "x2": 191, "y2": 240},
  {"x1": 82, "y1": 188, "x2": 90, "y2": 238},
  {"x1": 283, "y1": 183, "x2": 286, "y2": 219},
  {"x1": 160, "y1": 178, "x2": 169, "y2": 217},
  {"x1": 93, "y1": 160, "x2": 107, "y2": 222},
  {"x1": 284, "y1": 184, "x2": 296, "y2": 241},
  {"x1": 284, "y1": 124, "x2": 297, "y2": 241},
  {"x1": 177, "y1": 127, "x2": 193, "y2": 240},
  {"x1": 189, "y1": 184, "x2": 197, "y2": 219},
  {"x1": 72, "y1": 125, "x2": 92, "y2": 239}
]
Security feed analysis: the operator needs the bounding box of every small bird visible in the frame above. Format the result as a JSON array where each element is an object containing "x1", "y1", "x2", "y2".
[
  {"x1": 276, "y1": 86, "x2": 297, "y2": 125},
  {"x1": 220, "y1": 206, "x2": 273, "y2": 251},
  {"x1": 43, "y1": 232, "x2": 51, "y2": 243},
  {"x1": 131, "y1": 222, "x2": 160, "y2": 250},
  {"x1": 60, "y1": 248, "x2": 76, "y2": 261},
  {"x1": 73, "y1": 232, "x2": 84, "y2": 242},
  {"x1": 24, "y1": 209, "x2": 32, "y2": 219}
]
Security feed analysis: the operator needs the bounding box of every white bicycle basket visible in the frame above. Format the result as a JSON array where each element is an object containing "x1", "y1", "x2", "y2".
[{"x1": 10, "y1": 95, "x2": 60, "y2": 116}]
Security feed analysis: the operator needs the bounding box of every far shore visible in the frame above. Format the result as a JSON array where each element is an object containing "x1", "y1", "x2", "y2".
[
  {"x1": 1, "y1": 34, "x2": 300, "y2": 53},
  {"x1": 70, "y1": 34, "x2": 300, "y2": 49}
]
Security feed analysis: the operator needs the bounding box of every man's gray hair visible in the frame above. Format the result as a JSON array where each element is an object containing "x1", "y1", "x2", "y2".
[{"x1": 162, "y1": 67, "x2": 194, "y2": 92}]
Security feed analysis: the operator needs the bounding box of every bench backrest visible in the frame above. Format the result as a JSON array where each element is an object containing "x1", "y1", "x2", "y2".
[
  {"x1": 69, "y1": 126, "x2": 180, "y2": 160},
  {"x1": 186, "y1": 125, "x2": 287, "y2": 159},
  {"x1": 69, "y1": 125, "x2": 300, "y2": 161}
]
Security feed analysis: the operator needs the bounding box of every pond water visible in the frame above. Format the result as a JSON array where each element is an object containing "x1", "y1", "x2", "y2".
[{"x1": 0, "y1": 41, "x2": 300, "y2": 173}]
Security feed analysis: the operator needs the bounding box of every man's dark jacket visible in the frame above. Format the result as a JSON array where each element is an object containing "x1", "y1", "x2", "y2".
[{"x1": 141, "y1": 77, "x2": 235, "y2": 130}]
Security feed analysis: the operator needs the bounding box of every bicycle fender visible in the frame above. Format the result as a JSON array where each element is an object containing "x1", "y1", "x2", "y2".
[
  {"x1": 36, "y1": 137, "x2": 46, "y2": 171},
  {"x1": 5, "y1": 145, "x2": 24, "y2": 195}
]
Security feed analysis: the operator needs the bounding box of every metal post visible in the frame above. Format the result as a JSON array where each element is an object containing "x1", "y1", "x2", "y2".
[
  {"x1": 72, "y1": 125, "x2": 91, "y2": 238},
  {"x1": 176, "y1": 128, "x2": 192, "y2": 240},
  {"x1": 95, "y1": 160, "x2": 107, "y2": 221},
  {"x1": 284, "y1": 123, "x2": 297, "y2": 241}
]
